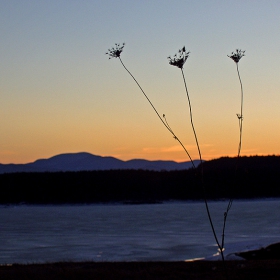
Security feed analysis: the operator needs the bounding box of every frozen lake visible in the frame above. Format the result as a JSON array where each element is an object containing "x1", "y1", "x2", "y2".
[{"x1": 1, "y1": 199, "x2": 280, "y2": 264}]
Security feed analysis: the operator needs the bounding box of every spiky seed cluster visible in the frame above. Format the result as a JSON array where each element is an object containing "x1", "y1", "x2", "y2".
[
  {"x1": 228, "y1": 49, "x2": 245, "y2": 63},
  {"x1": 168, "y1": 46, "x2": 190, "y2": 69},
  {"x1": 106, "y1": 43, "x2": 125, "y2": 59}
]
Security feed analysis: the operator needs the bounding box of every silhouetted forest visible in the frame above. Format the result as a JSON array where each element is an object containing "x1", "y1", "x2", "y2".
[{"x1": 1, "y1": 156, "x2": 280, "y2": 204}]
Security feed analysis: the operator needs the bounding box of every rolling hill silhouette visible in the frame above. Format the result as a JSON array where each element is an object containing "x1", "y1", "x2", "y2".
[{"x1": 0, "y1": 152, "x2": 200, "y2": 174}]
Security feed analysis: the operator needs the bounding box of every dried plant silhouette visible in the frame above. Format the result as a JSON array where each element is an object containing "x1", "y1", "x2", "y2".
[
  {"x1": 168, "y1": 47, "x2": 225, "y2": 262},
  {"x1": 221, "y1": 49, "x2": 245, "y2": 251},
  {"x1": 106, "y1": 44, "x2": 246, "y2": 274},
  {"x1": 167, "y1": 48, "x2": 202, "y2": 165},
  {"x1": 106, "y1": 43, "x2": 195, "y2": 168},
  {"x1": 228, "y1": 49, "x2": 245, "y2": 159}
]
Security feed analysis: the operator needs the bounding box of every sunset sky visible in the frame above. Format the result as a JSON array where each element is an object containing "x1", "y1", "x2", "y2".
[{"x1": 1, "y1": 1, "x2": 280, "y2": 164}]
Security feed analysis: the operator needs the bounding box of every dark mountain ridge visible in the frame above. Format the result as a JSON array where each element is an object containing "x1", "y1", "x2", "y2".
[{"x1": 0, "y1": 152, "x2": 200, "y2": 174}]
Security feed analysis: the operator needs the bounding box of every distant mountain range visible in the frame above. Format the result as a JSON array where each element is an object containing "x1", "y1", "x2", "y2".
[{"x1": 0, "y1": 152, "x2": 200, "y2": 174}]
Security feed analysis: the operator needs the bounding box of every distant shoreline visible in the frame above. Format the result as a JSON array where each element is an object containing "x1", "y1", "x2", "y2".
[
  {"x1": 1, "y1": 197, "x2": 280, "y2": 206},
  {"x1": 2, "y1": 156, "x2": 280, "y2": 204}
]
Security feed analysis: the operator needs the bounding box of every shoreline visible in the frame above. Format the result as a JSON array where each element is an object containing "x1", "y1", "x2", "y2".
[{"x1": 1, "y1": 260, "x2": 280, "y2": 280}]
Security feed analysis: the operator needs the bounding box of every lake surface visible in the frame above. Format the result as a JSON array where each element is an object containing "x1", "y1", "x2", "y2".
[{"x1": 1, "y1": 199, "x2": 280, "y2": 264}]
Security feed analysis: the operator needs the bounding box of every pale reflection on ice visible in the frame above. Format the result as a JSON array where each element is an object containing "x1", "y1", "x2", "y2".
[{"x1": 0, "y1": 199, "x2": 279, "y2": 264}]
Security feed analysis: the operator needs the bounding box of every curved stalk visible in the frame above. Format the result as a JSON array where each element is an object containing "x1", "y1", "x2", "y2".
[
  {"x1": 222, "y1": 62, "x2": 244, "y2": 252},
  {"x1": 236, "y1": 62, "x2": 244, "y2": 158},
  {"x1": 180, "y1": 69, "x2": 203, "y2": 164},
  {"x1": 118, "y1": 57, "x2": 196, "y2": 169},
  {"x1": 180, "y1": 68, "x2": 224, "y2": 261}
]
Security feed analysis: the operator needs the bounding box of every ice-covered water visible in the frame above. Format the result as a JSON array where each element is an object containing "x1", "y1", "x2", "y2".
[{"x1": 0, "y1": 199, "x2": 279, "y2": 264}]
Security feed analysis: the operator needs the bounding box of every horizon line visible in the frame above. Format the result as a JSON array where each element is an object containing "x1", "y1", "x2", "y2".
[{"x1": 1, "y1": 151, "x2": 279, "y2": 165}]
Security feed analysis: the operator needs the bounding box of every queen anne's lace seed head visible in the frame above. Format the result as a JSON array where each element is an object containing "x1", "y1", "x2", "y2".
[
  {"x1": 168, "y1": 46, "x2": 190, "y2": 69},
  {"x1": 228, "y1": 49, "x2": 245, "y2": 63},
  {"x1": 106, "y1": 43, "x2": 125, "y2": 59}
]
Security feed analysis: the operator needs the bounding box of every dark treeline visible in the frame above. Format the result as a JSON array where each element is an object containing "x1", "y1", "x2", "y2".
[{"x1": 1, "y1": 155, "x2": 280, "y2": 204}]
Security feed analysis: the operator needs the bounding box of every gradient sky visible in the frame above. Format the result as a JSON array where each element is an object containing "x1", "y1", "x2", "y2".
[{"x1": 1, "y1": 0, "x2": 280, "y2": 164}]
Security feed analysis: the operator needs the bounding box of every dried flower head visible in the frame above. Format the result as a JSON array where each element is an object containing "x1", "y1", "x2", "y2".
[
  {"x1": 168, "y1": 46, "x2": 190, "y2": 69},
  {"x1": 106, "y1": 43, "x2": 125, "y2": 59},
  {"x1": 228, "y1": 49, "x2": 245, "y2": 63}
]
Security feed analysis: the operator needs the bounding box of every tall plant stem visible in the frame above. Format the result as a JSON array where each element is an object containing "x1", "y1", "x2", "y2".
[
  {"x1": 180, "y1": 68, "x2": 224, "y2": 261},
  {"x1": 118, "y1": 57, "x2": 196, "y2": 169},
  {"x1": 222, "y1": 62, "x2": 244, "y2": 251},
  {"x1": 236, "y1": 62, "x2": 244, "y2": 158},
  {"x1": 180, "y1": 69, "x2": 203, "y2": 165}
]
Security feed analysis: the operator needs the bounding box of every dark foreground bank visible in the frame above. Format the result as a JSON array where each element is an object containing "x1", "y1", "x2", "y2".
[{"x1": 1, "y1": 260, "x2": 280, "y2": 280}]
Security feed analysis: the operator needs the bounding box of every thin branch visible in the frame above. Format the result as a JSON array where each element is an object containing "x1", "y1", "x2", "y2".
[
  {"x1": 118, "y1": 57, "x2": 196, "y2": 169},
  {"x1": 222, "y1": 57, "x2": 244, "y2": 255},
  {"x1": 180, "y1": 68, "x2": 224, "y2": 261}
]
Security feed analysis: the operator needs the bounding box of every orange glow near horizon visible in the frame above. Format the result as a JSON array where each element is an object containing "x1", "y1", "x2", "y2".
[
  {"x1": 1, "y1": 2, "x2": 280, "y2": 165},
  {"x1": 1, "y1": 145, "x2": 279, "y2": 165}
]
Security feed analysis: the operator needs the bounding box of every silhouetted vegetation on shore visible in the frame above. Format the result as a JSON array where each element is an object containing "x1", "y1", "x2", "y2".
[{"x1": 1, "y1": 156, "x2": 280, "y2": 204}]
